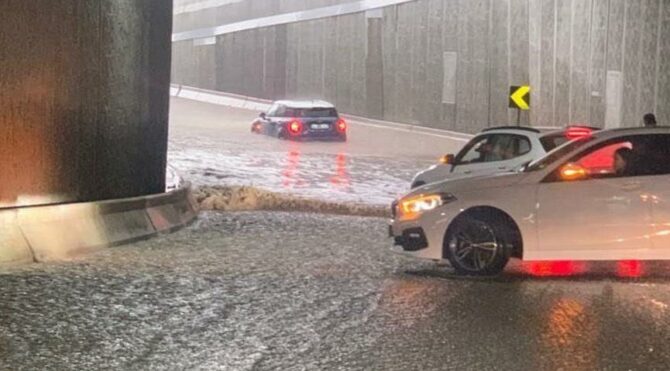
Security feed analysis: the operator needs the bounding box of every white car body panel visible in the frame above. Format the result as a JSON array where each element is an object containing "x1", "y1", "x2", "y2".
[{"x1": 392, "y1": 128, "x2": 670, "y2": 263}]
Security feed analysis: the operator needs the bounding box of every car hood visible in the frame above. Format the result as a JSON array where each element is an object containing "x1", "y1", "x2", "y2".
[{"x1": 405, "y1": 171, "x2": 529, "y2": 198}]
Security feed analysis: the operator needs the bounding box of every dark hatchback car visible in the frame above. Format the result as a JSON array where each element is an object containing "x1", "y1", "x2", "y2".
[{"x1": 251, "y1": 100, "x2": 347, "y2": 142}]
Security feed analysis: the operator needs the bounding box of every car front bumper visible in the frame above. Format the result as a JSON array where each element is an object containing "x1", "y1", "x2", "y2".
[{"x1": 388, "y1": 203, "x2": 463, "y2": 261}]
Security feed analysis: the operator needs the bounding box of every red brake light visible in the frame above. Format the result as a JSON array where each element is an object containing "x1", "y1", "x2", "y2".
[
  {"x1": 617, "y1": 260, "x2": 644, "y2": 278},
  {"x1": 288, "y1": 119, "x2": 303, "y2": 135},
  {"x1": 565, "y1": 127, "x2": 593, "y2": 140},
  {"x1": 336, "y1": 118, "x2": 347, "y2": 133}
]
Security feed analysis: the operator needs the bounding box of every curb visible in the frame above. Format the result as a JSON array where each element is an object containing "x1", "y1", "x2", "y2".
[
  {"x1": 0, "y1": 184, "x2": 199, "y2": 266},
  {"x1": 170, "y1": 84, "x2": 473, "y2": 141}
]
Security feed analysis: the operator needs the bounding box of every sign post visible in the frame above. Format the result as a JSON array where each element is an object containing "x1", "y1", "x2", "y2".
[{"x1": 509, "y1": 85, "x2": 531, "y2": 125}]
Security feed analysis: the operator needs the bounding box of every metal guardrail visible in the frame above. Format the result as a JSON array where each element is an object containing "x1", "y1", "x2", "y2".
[{"x1": 172, "y1": 0, "x2": 417, "y2": 42}]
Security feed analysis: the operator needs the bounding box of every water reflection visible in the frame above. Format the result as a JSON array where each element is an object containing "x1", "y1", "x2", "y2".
[
  {"x1": 281, "y1": 149, "x2": 302, "y2": 188},
  {"x1": 330, "y1": 153, "x2": 351, "y2": 189},
  {"x1": 540, "y1": 298, "x2": 597, "y2": 371},
  {"x1": 280, "y1": 145, "x2": 351, "y2": 192}
]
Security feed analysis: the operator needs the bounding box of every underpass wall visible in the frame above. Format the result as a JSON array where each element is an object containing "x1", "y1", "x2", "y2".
[{"x1": 172, "y1": 0, "x2": 670, "y2": 133}]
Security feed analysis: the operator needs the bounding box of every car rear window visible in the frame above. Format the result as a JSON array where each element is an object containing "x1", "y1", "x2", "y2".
[
  {"x1": 539, "y1": 134, "x2": 569, "y2": 152},
  {"x1": 277, "y1": 107, "x2": 338, "y2": 118}
]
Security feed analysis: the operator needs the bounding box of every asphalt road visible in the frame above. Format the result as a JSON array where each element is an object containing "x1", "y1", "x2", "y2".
[
  {"x1": 168, "y1": 97, "x2": 469, "y2": 204},
  {"x1": 2, "y1": 212, "x2": 670, "y2": 370}
]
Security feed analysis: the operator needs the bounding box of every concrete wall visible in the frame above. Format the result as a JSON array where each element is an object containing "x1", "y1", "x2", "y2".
[
  {"x1": 172, "y1": 0, "x2": 670, "y2": 133},
  {"x1": 0, "y1": 0, "x2": 173, "y2": 209},
  {"x1": 173, "y1": 0, "x2": 353, "y2": 33}
]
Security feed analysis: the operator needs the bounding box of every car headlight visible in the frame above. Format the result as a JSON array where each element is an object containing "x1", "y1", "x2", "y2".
[{"x1": 396, "y1": 193, "x2": 456, "y2": 221}]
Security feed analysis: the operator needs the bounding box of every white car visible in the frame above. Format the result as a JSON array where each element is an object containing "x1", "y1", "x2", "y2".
[
  {"x1": 410, "y1": 126, "x2": 596, "y2": 188},
  {"x1": 390, "y1": 127, "x2": 670, "y2": 276}
]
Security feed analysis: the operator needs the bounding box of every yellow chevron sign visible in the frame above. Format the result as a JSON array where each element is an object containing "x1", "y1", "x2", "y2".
[{"x1": 509, "y1": 85, "x2": 531, "y2": 110}]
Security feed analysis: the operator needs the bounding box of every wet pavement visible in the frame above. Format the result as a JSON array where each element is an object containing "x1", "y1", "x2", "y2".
[
  {"x1": 2, "y1": 211, "x2": 670, "y2": 370},
  {"x1": 168, "y1": 98, "x2": 467, "y2": 204}
]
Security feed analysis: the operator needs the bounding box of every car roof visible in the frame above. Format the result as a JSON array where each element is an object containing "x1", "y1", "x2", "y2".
[
  {"x1": 482, "y1": 126, "x2": 542, "y2": 134},
  {"x1": 591, "y1": 126, "x2": 670, "y2": 140},
  {"x1": 273, "y1": 100, "x2": 335, "y2": 109},
  {"x1": 479, "y1": 125, "x2": 603, "y2": 138}
]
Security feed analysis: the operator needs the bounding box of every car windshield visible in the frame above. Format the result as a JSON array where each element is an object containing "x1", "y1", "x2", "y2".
[{"x1": 525, "y1": 136, "x2": 595, "y2": 172}]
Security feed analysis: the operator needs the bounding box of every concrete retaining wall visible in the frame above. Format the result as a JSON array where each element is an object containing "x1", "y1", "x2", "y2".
[
  {"x1": 172, "y1": 0, "x2": 670, "y2": 134},
  {"x1": 0, "y1": 184, "x2": 198, "y2": 266}
]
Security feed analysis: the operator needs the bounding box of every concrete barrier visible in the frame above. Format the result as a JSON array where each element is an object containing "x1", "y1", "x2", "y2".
[{"x1": 0, "y1": 183, "x2": 198, "y2": 266}]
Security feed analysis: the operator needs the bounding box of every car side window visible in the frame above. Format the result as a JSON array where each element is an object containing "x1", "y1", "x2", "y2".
[
  {"x1": 456, "y1": 134, "x2": 531, "y2": 165},
  {"x1": 574, "y1": 141, "x2": 633, "y2": 177},
  {"x1": 267, "y1": 104, "x2": 280, "y2": 117},
  {"x1": 549, "y1": 134, "x2": 670, "y2": 181},
  {"x1": 456, "y1": 135, "x2": 492, "y2": 165}
]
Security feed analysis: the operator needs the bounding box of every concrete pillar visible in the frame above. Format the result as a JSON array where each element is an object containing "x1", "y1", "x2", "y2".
[
  {"x1": 0, "y1": 0, "x2": 173, "y2": 209},
  {"x1": 366, "y1": 11, "x2": 385, "y2": 119}
]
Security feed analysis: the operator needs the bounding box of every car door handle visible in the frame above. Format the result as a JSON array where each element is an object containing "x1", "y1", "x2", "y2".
[
  {"x1": 620, "y1": 182, "x2": 642, "y2": 192},
  {"x1": 463, "y1": 170, "x2": 472, "y2": 174},
  {"x1": 498, "y1": 166, "x2": 507, "y2": 170}
]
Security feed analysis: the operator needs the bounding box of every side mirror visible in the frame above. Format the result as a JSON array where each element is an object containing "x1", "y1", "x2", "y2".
[
  {"x1": 559, "y1": 163, "x2": 588, "y2": 181},
  {"x1": 259, "y1": 112, "x2": 266, "y2": 119},
  {"x1": 440, "y1": 154, "x2": 455, "y2": 165}
]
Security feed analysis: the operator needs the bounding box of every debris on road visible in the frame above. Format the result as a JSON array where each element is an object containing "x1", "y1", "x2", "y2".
[{"x1": 195, "y1": 186, "x2": 388, "y2": 218}]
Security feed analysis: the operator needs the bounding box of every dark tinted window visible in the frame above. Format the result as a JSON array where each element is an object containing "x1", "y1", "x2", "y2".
[
  {"x1": 274, "y1": 107, "x2": 338, "y2": 118},
  {"x1": 540, "y1": 134, "x2": 569, "y2": 152}
]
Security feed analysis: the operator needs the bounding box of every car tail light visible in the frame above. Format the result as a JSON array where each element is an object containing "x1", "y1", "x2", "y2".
[
  {"x1": 617, "y1": 260, "x2": 644, "y2": 278},
  {"x1": 288, "y1": 119, "x2": 303, "y2": 135},
  {"x1": 336, "y1": 118, "x2": 347, "y2": 133},
  {"x1": 565, "y1": 126, "x2": 593, "y2": 140}
]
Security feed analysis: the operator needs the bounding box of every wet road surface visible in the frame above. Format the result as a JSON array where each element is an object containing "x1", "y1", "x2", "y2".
[
  {"x1": 2, "y1": 212, "x2": 670, "y2": 370},
  {"x1": 168, "y1": 98, "x2": 468, "y2": 204}
]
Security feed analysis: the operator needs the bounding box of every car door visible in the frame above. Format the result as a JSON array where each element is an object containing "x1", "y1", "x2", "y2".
[
  {"x1": 536, "y1": 136, "x2": 653, "y2": 259},
  {"x1": 632, "y1": 134, "x2": 670, "y2": 257},
  {"x1": 451, "y1": 133, "x2": 532, "y2": 178},
  {"x1": 263, "y1": 104, "x2": 280, "y2": 134}
]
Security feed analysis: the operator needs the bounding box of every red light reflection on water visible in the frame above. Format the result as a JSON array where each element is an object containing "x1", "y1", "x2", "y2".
[
  {"x1": 330, "y1": 153, "x2": 350, "y2": 188},
  {"x1": 282, "y1": 149, "x2": 302, "y2": 188},
  {"x1": 281, "y1": 147, "x2": 350, "y2": 191}
]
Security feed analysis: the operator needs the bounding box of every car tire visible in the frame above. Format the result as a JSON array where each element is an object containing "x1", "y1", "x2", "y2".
[{"x1": 444, "y1": 216, "x2": 511, "y2": 276}]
